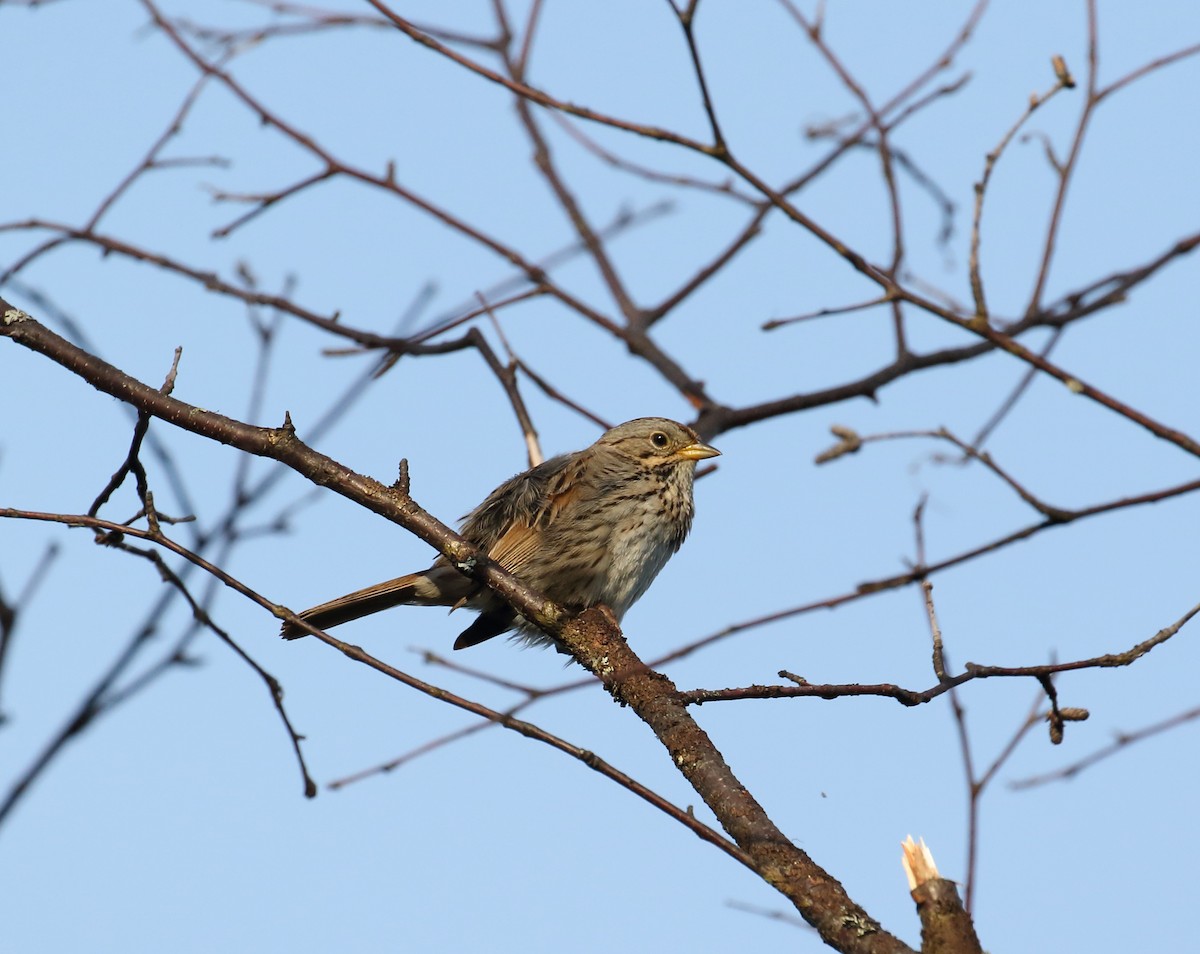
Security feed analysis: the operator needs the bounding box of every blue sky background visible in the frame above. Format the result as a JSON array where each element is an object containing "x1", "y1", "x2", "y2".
[{"x1": 3, "y1": 1, "x2": 1199, "y2": 951}]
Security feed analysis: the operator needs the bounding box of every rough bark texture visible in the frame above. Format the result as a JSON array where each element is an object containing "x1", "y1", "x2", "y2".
[
  {"x1": 910, "y1": 879, "x2": 983, "y2": 954},
  {"x1": 560, "y1": 608, "x2": 912, "y2": 953}
]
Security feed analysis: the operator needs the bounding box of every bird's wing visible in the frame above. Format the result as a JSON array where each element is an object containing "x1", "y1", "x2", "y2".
[{"x1": 485, "y1": 453, "x2": 589, "y2": 574}]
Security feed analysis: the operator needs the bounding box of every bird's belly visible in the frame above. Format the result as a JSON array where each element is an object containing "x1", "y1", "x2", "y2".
[
  {"x1": 603, "y1": 533, "x2": 675, "y2": 616},
  {"x1": 533, "y1": 474, "x2": 691, "y2": 620}
]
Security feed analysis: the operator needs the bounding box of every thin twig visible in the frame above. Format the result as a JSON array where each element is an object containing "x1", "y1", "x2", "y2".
[
  {"x1": 1011, "y1": 703, "x2": 1200, "y2": 789},
  {"x1": 969, "y1": 59, "x2": 1076, "y2": 319}
]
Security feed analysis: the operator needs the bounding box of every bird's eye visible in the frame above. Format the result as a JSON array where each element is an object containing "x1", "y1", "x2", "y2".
[{"x1": 651, "y1": 432, "x2": 669, "y2": 448}]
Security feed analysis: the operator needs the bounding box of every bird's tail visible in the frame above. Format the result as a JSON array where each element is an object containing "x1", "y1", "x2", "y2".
[{"x1": 280, "y1": 565, "x2": 471, "y2": 639}]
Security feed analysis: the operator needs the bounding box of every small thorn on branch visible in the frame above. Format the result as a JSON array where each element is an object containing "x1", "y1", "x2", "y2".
[
  {"x1": 160, "y1": 347, "x2": 183, "y2": 395},
  {"x1": 394, "y1": 458, "x2": 411, "y2": 495}
]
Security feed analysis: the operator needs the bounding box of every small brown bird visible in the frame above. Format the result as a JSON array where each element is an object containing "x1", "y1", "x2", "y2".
[{"x1": 281, "y1": 417, "x2": 719, "y2": 649}]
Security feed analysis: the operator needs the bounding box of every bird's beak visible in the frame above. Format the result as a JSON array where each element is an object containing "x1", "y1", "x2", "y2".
[{"x1": 676, "y1": 440, "x2": 721, "y2": 461}]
